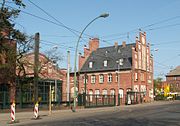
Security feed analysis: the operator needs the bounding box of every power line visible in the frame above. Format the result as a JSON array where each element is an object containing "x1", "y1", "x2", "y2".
[
  {"x1": 40, "y1": 34, "x2": 77, "y2": 38},
  {"x1": 5, "y1": 4, "x2": 112, "y2": 47},
  {"x1": 101, "y1": 15, "x2": 180, "y2": 39},
  {"x1": 151, "y1": 40, "x2": 180, "y2": 46},
  {"x1": 27, "y1": 0, "x2": 112, "y2": 47},
  {"x1": 145, "y1": 23, "x2": 180, "y2": 31},
  {"x1": 40, "y1": 39, "x2": 76, "y2": 51},
  {"x1": 154, "y1": 60, "x2": 172, "y2": 69},
  {"x1": 27, "y1": 0, "x2": 84, "y2": 38},
  {"x1": 24, "y1": 1, "x2": 114, "y2": 47},
  {"x1": 3, "y1": 3, "x2": 180, "y2": 49}
]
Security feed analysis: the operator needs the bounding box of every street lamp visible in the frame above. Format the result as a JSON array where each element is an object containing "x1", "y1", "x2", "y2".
[
  {"x1": 72, "y1": 13, "x2": 109, "y2": 112},
  {"x1": 116, "y1": 58, "x2": 123, "y2": 106}
]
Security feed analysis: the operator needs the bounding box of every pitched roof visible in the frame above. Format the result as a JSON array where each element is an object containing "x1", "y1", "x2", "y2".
[
  {"x1": 80, "y1": 43, "x2": 136, "y2": 73},
  {"x1": 166, "y1": 66, "x2": 180, "y2": 76}
]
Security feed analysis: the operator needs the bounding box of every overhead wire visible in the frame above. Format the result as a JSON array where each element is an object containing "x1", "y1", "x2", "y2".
[
  {"x1": 4, "y1": 3, "x2": 113, "y2": 47},
  {"x1": 27, "y1": 0, "x2": 86, "y2": 38},
  {"x1": 3, "y1": 2, "x2": 180, "y2": 48},
  {"x1": 3, "y1": 2, "x2": 180, "y2": 72},
  {"x1": 101, "y1": 15, "x2": 180, "y2": 39},
  {"x1": 27, "y1": 0, "x2": 113, "y2": 47}
]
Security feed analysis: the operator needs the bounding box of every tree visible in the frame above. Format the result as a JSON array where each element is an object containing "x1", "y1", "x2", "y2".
[
  {"x1": 154, "y1": 77, "x2": 163, "y2": 98},
  {"x1": 0, "y1": 0, "x2": 32, "y2": 102}
]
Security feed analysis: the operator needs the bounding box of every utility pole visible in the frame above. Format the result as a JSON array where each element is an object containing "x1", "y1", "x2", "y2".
[
  {"x1": 84, "y1": 73, "x2": 87, "y2": 106},
  {"x1": 116, "y1": 58, "x2": 123, "y2": 106},
  {"x1": 34, "y1": 32, "x2": 40, "y2": 104},
  {"x1": 117, "y1": 62, "x2": 120, "y2": 106},
  {"x1": 49, "y1": 84, "x2": 52, "y2": 115},
  {"x1": 116, "y1": 60, "x2": 120, "y2": 106},
  {"x1": 67, "y1": 50, "x2": 70, "y2": 104}
]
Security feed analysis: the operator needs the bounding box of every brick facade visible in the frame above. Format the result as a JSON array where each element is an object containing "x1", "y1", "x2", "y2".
[
  {"x1": 79, "y1": 38, "x2": 99, "y2": 70},
  {"x1": 166, "y1": 66, "x2": 180, "y2": 93},
  {"x1": 76, "y1": 32, "x2": 154, "y2": 104}
]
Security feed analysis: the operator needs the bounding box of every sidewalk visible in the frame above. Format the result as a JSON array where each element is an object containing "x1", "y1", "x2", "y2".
[{"x1": 0, "y1": 100, "x2": 178, "y2": 126}]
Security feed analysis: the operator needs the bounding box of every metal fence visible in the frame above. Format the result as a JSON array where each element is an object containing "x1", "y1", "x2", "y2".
[
  {"x1": 0, "y1": 91, "x2": 62, "y2": 109},
  {"x1": 77, "y1": 94, "x2": 116, "y2": 108},
  {"x1": 0, "y1": 91, "x2": 10, "y2": 109},
  {"x1": 0, "y1": 90, "x2": 146, "y2": 109}
]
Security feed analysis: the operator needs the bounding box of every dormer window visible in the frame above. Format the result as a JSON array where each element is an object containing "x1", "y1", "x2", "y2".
[
  {"x1": 89, "y1": 62, "x2": 93, "y2": 68},
  {"x1": 118, "y1": 49, "x2": 121, "y2": 53},
  {"x1": 119, "y1": 58, "x2": 123, "y2": 65},
  {"x1": 104, "y1": 60, "x2": 108, "y2": 67}
]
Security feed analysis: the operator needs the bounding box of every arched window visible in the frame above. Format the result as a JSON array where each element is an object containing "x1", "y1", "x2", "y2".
[
  {"x1": 119, "y1": 89, "x2": 124, "y2": 98},
  {"x1": 89, "y1": 89, "x2": 93, "y2": 102},
  {"x1": 102, "y1": 89, "x2": 108, "y2": 95},
  {"x1": 110, "y1": 89, "x2": 115, "y2": 95},
  {"x1": 95, "y1": 89, "x2": 100, "y2": 98},
  {"x1": 71, "y1": 87, "x2": 78, "y2": 98}
]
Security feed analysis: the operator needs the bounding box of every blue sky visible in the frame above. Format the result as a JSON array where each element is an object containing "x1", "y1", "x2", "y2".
[{"x1": 12, "y1": 0, "x2": 180, "y2": 80}]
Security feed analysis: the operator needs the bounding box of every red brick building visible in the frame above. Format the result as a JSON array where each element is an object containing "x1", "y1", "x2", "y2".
[
  {"x1": 0, "y1": 31, "x2": 16, "y2": 103},
  {"x1": 166, "y1": 66, "x2": 180, "y2": 93},
  {"x1": 16, "y1": 53, "x2": 65, "y2": 103},
  {"x1": 77, "y1": 32, "x2": 154, "y2": 104}
]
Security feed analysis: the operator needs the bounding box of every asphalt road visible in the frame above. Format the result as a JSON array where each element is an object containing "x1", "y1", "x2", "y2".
[{"x1": 7, "y1": 101, "x2": 180, "y2": 126}]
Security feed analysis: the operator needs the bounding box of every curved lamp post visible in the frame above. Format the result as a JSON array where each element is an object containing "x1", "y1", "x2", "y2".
[{"x1": 72, "y1": 13, "x2": 109, "y2": 112}]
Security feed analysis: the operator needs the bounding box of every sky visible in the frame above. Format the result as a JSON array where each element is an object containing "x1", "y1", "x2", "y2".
[{"x1": 8, "y1": 0, "x2": 180, "y2": 80}]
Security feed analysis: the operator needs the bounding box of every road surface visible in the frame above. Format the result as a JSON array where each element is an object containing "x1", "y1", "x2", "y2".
[{"x1": 1, "y1": 101, "x2": 180, "y2": 126}]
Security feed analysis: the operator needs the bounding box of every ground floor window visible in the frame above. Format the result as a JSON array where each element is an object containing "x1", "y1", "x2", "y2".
[
  {"x1": 89, "y1": 90, "x2": 93, "y2": 102},
  {"x1": 119, "y1": 89, "x2": 124, "y2": 98},
  {"x1": 110, "y1": 89, "x2": 115, "y2": 95}
]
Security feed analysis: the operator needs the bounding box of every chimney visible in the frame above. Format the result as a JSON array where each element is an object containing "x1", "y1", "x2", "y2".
[
  {"x1": 89, "y1": 38, "x2": 99, "y2": 52},
  {"x1": 114, "y1": 42, "x2": 118, "y2": 48},
  {"x1": 122, "y1": 41, "x2": 126, "y2": 48}
]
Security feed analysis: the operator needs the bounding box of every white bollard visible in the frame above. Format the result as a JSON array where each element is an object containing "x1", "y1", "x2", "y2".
[
  {"x1": 11, "y1": 102, "x2": 15, "y2": 122},
  {"x1": 34, "y1": 102, "x2": 39, "y2": 119}
]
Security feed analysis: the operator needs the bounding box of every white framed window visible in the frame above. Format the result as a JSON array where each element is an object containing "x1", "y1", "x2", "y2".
[
  {"x1": 135, "y1": 54, "x2": 137, "y2": 59},
  {"x1": 102, "y1": 89, "x2": 107, "y2": 96},
  {"x1": 110, "y1": 89, "x2": 115, "y2": 95},
  {"x1": 89, "y1": 90, "x2": 93, "y2": 102},
  {"x1": 119, "y1": 89, "x2": 124, "y2": 98},
  {"x1": 141, "y1": 73, "x2": 145, "y2": 81},
  {"x1": 140, "y1": 85, "x2": 146, "y2": 92},
  {"x1": 135, "y1": 61, "x2": 138, "y2": 69},
  {"x1": 89, "y1": 62, "x2": 93, "y2": 68},
  {"x1": 119, "y1": 58, "x2": 123, "y2": 65},
  {"x1": 71, "y1": 87, "x2": 78, "y2": 98},
  {"x1": 83, "y1": 75, "x2": 88, "y2": 84},
  {"x1": 108, "y1": 73, "x2": 112, "y2": 83},
  {"x1": 91, "y1": 75, "x2": 96, "y2": 84},
  {"x1": 99, "y1": 74, "x2": 104, "y2": 83},
  {"x1": 95, "y1": 89, "x2": 100, "y2": 98},
  {"x1": 116, "y1": 73, "x2": 118, "y2": 82},
  {"x1": 104, "y1": 60, "x2": 108, "y2": 67},
  {"x1": 135, "y1": 73, "x2": 138, "y2": 81},
  {"x1": 138, "y1": 44, "x2": 141, "y2": 50},
  {"x1": 95, "y1": 89, "x2": 100, "y2": 95}
]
